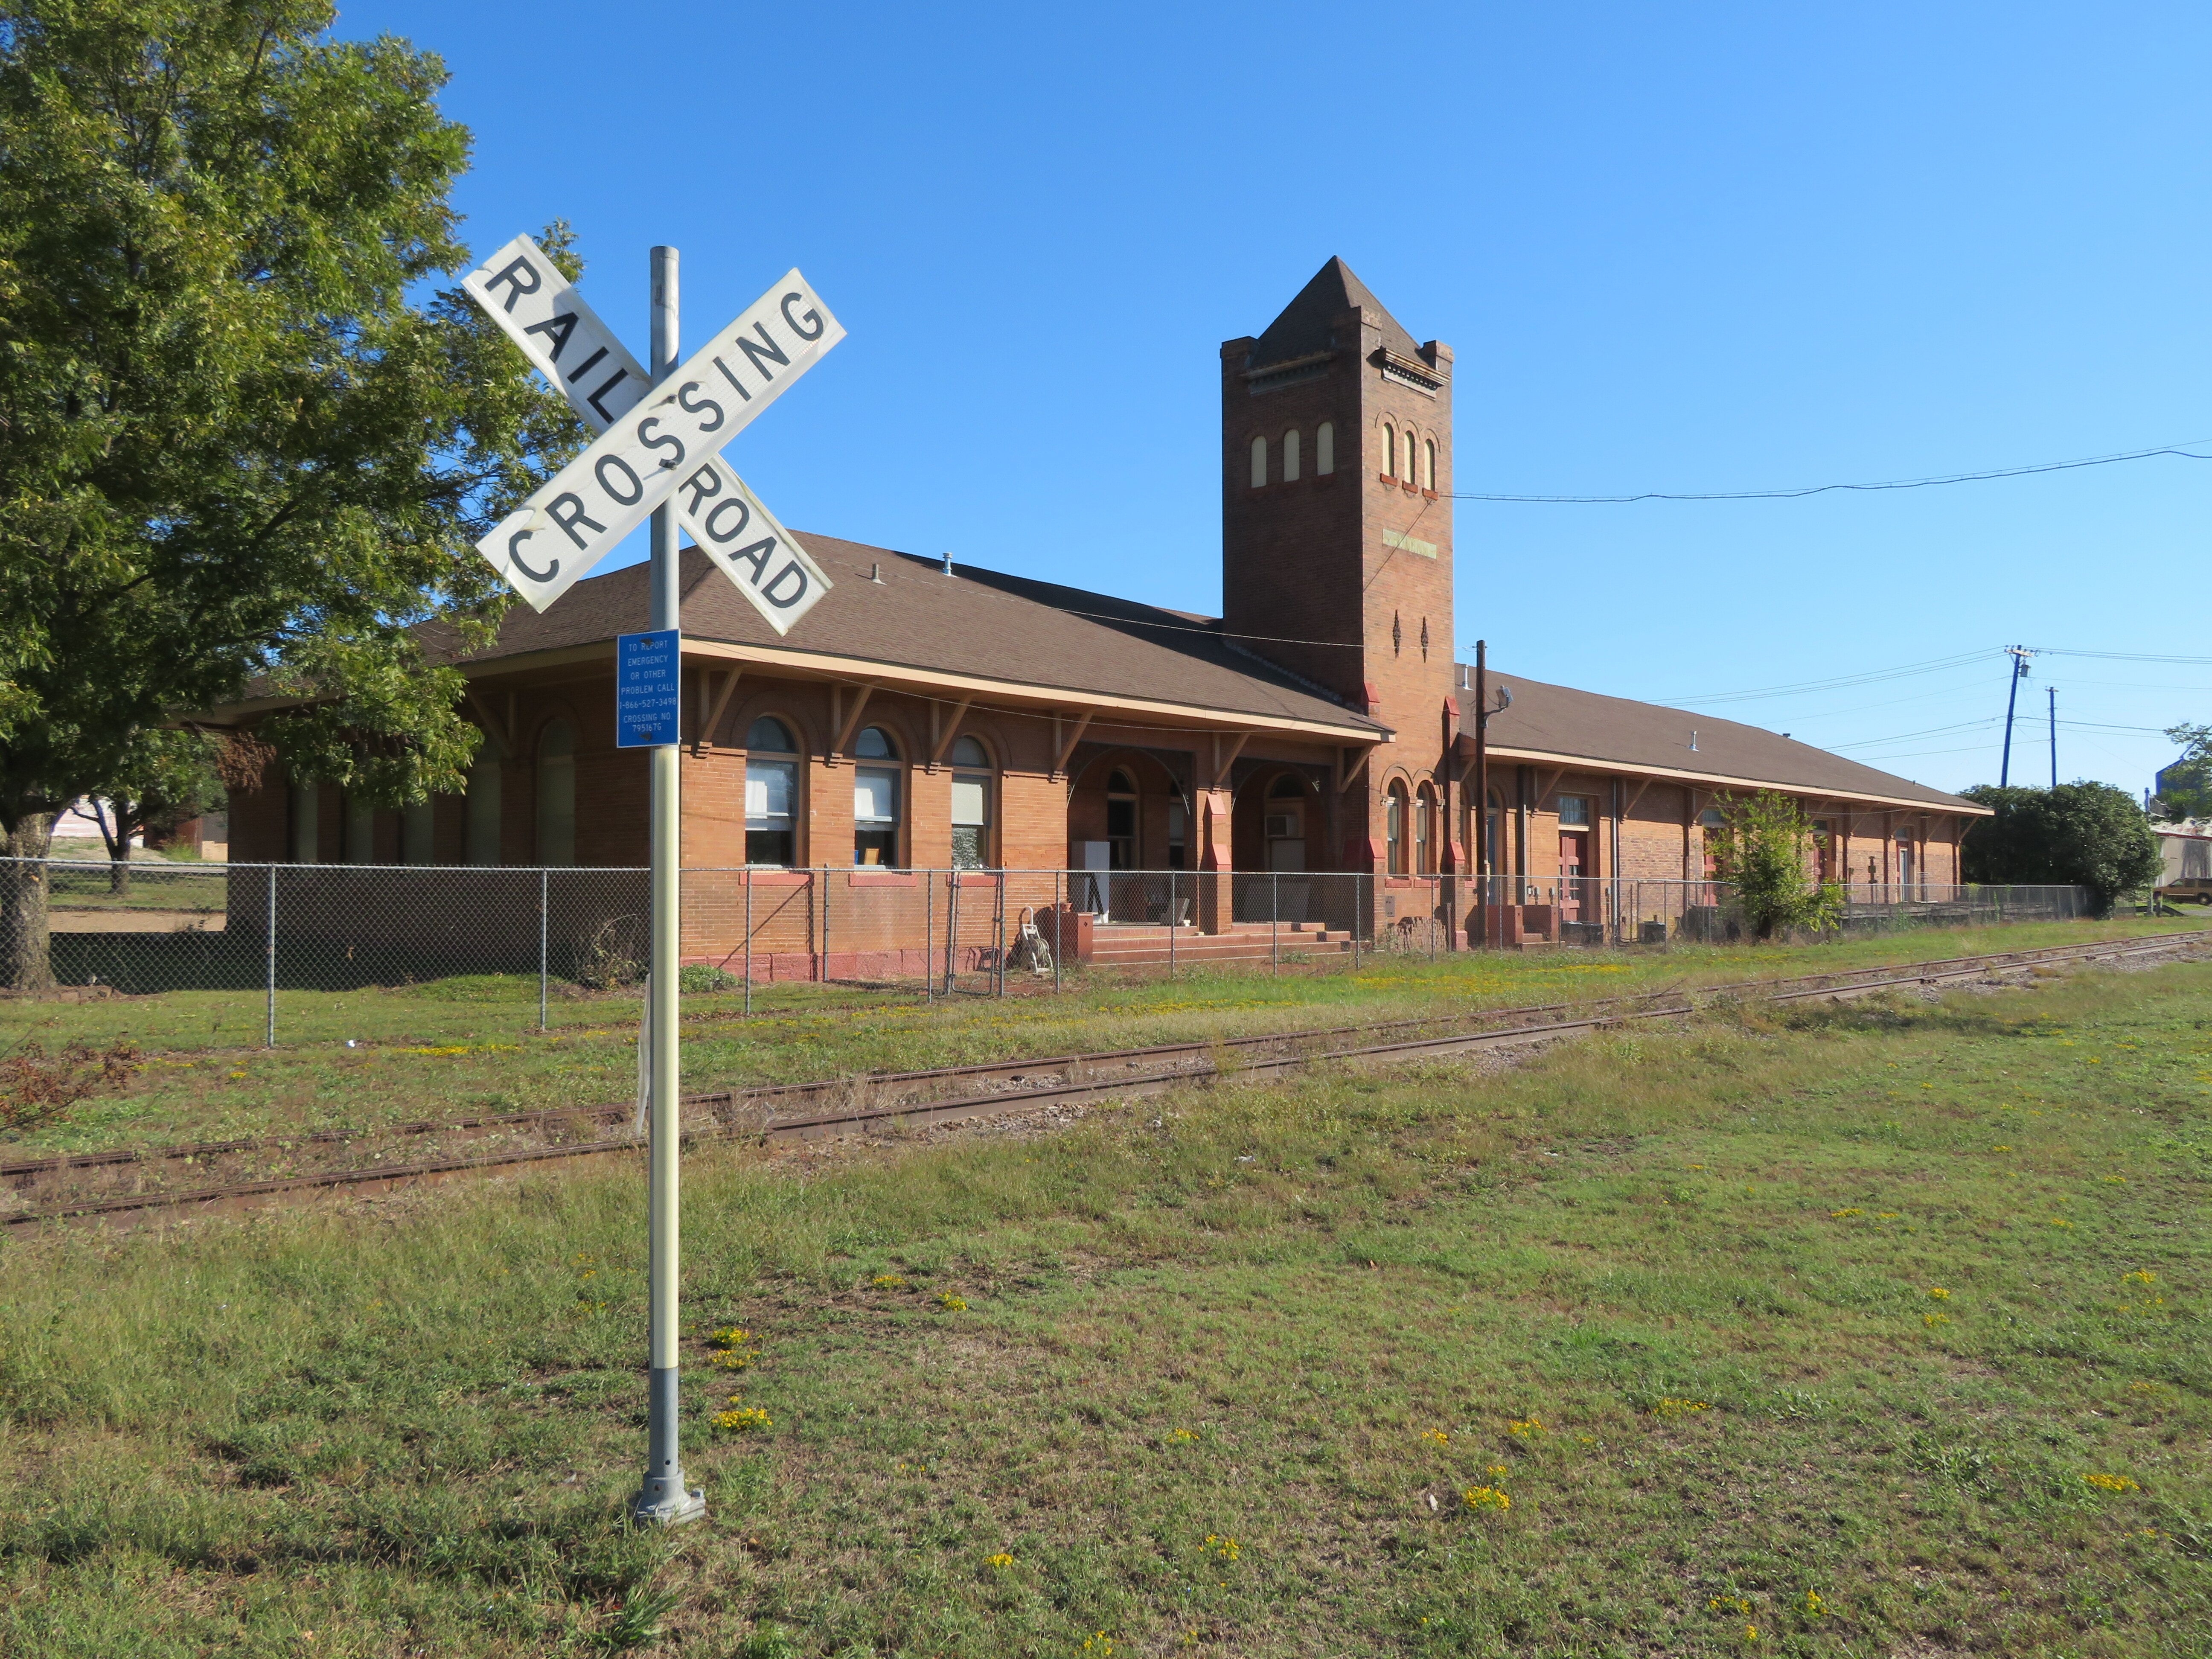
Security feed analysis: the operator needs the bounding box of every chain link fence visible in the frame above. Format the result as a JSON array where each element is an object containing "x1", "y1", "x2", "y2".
[{"x1": 0, "y1": 858, "x2": 2096, "y2": 1045}]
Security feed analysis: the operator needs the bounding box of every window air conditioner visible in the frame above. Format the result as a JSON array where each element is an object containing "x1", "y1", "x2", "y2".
[{"x1": 1264, "y1": 813, "x2": 1298, "y2": 838}]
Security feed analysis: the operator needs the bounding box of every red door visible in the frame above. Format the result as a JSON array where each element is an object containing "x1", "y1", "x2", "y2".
[{"x1": 1559, "y1": 831, "x2": 1588, "y2": 920}]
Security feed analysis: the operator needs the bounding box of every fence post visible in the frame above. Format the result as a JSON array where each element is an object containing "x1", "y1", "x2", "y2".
[
  {"x1": 1353, "y1": 873, "x2": 1363, "y2": 972},
  {"x1": 1272, "y1": 871, "x2": 1279, "y2": 977},
  {"x1": 1429, "y1": 876, "x2": 1437, "y2": 963},
  {"x1": 264, "y1": 862, "x2": 277, "y2": 1048},
  {"x1": 923, "y1": 865, "x2": 934, "y2": 1001},
  {"x1": 539, "y1": 867, "x2": 550, "y2": 1032},
  {"x1": 743, "y1": 869, "x2": 754, "y2": 1016},
  {"x1": 819, "y1": 867, "x2": 829, "y2": 984},
  {"x1": 944, "y1": 871, "x2": 958, "y2": 994},
  {"x1": 1168, "y1": 870, "x2": 1177, "y2": 978},
  {"x1": 996, "y1": 870, "x2": 1007, "y2": 996}
]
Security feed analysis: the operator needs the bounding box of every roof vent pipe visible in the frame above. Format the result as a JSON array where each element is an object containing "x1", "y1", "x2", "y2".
[
  {"x1": 941, "y1": 551, "x2": 954, "y2": 577},
  {"x1": 1690, "y1": 731, "x2": 1699, "y2": 752}
]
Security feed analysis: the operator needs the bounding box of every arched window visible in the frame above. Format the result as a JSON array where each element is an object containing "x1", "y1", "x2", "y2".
[
  {"x1": 1106, "y1": 768, "x2": 1138, "y2": 870},
  {"x1": 853, "y1": 725, "x2": 900, "y2": 866},
  {"x1": 536, "y1": 719, "x2": 576, "y2": 866},
  {"x1": 289, "y1": 779, "x2": 318, "y2": 864},
  {"x1": 402, "y1": 799, "x2": 435, "y2": 865},
  {"x1": 948, "y1": 734, "x2": 992, "y2": 870},
  {"x1": 1385, "y1": 783, "x2": 1407, "y2": 874},
  {"x1": 1282, "y1": 427, "x2": 1301, "y2": 482},
  {"x1": 465, "y1": 743, "x2": 501, "y2": 867},
  {"x1": 1249, "y1": 434, "x2": 1267, "y2": 488},
  {"x1": 1414, "y1": 784, "x2": 1434, "y2": 874},
  {"x1": 744, "y1": 716, "x2": 798, "y2": 866},
  {"x1": 1423, "y1": 437, "x2": 1437, "y2": 491},
  {"x1": 1382, "y1": 423, "x2": 1396, "y2": 478},
  {"x1": 344, "y1": 793, "x2": 375, "y2": 865},
  {"x1": 1316, "y1": 421, "x2": 1334, "y2": 475}
]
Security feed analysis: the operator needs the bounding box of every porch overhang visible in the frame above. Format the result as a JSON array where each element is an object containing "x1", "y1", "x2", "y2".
[{"x1": 1454, "y1": 736, "x2": 1991, "y2": 818}]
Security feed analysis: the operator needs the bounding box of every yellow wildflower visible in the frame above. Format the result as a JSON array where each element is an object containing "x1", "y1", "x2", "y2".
[
  {"x1": 2082, "y1": 1472, "x2": 2139, "y2": 1493},
  {"x1": 1461, "y1": 1485, "x2": 1510, "y2": 1513}
]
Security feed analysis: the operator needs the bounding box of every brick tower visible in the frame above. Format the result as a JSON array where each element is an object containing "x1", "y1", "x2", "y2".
[{"x1": 1220, "y1": 258, "x2": 1456, "y2": 870}]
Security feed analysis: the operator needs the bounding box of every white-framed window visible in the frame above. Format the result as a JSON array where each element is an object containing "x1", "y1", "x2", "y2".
[
  {"x1": 1316, "y1": 421, "x2": 1334, "y2": 475},
  {"x1": 744, "y1": 715, "x2": 798, "y2": 865},
  {"x1": 1557, "y1": 795, "x2": 1592, "y2": 827},
  {"x1": 1249, "y1": 434, "x2": 1267, "y2": 488},
  {"x1": 1385, "y1": 783, "x2": 1408, "y2": 874},
  {"x1": 1282, "y1": 427, "x2": 1300, "y2": 482},
  {"x1": 536, "y1": 719, "x2": 576, "y2": 866},
  {"x1": 948, "y1": 733, "x2": 992, "y2": 870},
  {"x1": 853, "y1": 725, "x2": 900, "y2": 866}
]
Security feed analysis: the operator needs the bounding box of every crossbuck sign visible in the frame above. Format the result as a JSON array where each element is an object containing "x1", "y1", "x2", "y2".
[{"x1": 463, "y1": 235, "x2": 840, "y2": 629}]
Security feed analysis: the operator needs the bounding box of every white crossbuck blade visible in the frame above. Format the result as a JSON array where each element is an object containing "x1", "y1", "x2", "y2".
[{"x1": 464, "y1": 235, "x2": 840, "y2": 625}]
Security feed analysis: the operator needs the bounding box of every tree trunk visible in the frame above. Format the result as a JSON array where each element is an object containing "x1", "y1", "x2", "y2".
[
  {"x1": 1, "y1": 815, "x2": 57, "y2": 992},
  {"x1": 100, "y1": 800, "x2": 132, "y2": 896}
]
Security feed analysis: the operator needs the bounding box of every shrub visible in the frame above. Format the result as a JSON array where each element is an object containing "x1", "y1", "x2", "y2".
[
  {"x1": 1960, "y1": 783, "x2": 2161, "y2": 914},
  {"x1": 1705, "y1": 791, "x2": 1844, "y2": 941},
  {"x1": 0, "y1": 1037, "x2": 141, "y2": 1132},
  {"x1": 678, "y1": 963, "x2": 738, "y2": 994}
]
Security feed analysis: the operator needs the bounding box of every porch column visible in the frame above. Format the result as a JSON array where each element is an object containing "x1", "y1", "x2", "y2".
[{"x1": 1196, "y1": 786, "x2": 1233, "y2": 934}]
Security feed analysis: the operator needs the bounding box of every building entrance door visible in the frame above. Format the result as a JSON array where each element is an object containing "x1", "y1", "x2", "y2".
[{"x1": 1558, "y1": 830, "x2": 1588, "y2": 920}]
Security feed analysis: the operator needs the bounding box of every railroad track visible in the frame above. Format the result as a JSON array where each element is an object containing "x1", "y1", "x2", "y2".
[{"x1": 8, "y1": 929, "x2": 2202, "y2": 1229}]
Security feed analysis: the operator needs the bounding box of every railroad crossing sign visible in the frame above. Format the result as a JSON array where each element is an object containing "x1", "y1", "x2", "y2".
[{"x1": 462, "y1": 234, "x2": 838, "y2": 629}]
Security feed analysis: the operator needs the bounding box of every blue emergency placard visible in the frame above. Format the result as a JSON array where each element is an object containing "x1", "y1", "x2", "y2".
[{"x1": 615, "y1": 629, "x2": 681, "y2": 748}]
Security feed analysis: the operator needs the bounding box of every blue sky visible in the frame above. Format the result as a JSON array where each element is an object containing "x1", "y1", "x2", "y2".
[{"x1": 345, "y1": 0, "x2": 2212, "y2": 797}]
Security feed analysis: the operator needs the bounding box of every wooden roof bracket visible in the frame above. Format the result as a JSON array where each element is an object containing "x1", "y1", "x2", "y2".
[
  {"x1": 1211, "y1": 730, "x2": 1252, "y2": 791},
  {"x1": 1051, "y1": 709, "x2": 1094, "y2": 781},
  {"x1": 928, "y1": 697, "x2": 975, "y2": 772},
  {"x1": 1336, "y1": 743, "x2": 1372, "y2": 795},
  {"x1": 828, "y1": 681, "x2": 877, "y2": 765},
  {"x1": 693, "y1": 668, "x2": 742, "y2": 757},
  {"x1": 463, "y1": 688, "x2": 515, "y2": 760}
]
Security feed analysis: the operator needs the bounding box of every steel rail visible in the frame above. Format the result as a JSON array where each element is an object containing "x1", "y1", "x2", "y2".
[
  {"x1": 8, "y1": 929, "x2": 2194, "y2": 1185},
  {"x1": 7, "y1": 931, "x2": 2201, "y2": 1228}
]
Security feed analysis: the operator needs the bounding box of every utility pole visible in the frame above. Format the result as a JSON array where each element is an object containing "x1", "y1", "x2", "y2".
[
  {"x1": 2048, "y1": 684, "x2": 2058, "y2": 789},
  {"x1": 1473, "y1": 641, "x2": 1488, "y2": 948},
  {"x1": 1999, "y1": 646, "x2": 2032, "y2": 787}
]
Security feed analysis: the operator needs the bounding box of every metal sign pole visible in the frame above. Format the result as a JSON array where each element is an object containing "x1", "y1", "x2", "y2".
[{"x1": 633, "y1": 244, "x2": 704, "y2": 1528}]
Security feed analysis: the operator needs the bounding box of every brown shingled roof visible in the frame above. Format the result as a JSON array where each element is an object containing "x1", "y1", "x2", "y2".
[
  {"x1": 1453, "y1": 667, "x2": 1984, "y2": 813},
  {"x1": 1248, "y1": 256, "x2": 1423, "y2": 367},
  {"x1": 430, "y1": 539, "x2": 1385, "y2": 736}
]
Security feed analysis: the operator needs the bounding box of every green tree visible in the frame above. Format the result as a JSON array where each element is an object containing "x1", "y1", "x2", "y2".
[
  {"x1": 0, "y1": 1, "x2": 584, "y2": 987},
  {"x1": 1959, "y1": 783, "x2": 2160, "y2": 914},
  {"x1": 2152, "y1": 723, "x2": 2212, "y2": 822},
  {"x1": 72, "y1": 726, "x2": 224, "y2": 893},
  {"x1": 1705, "y1": 790, "x2": 1845, "y2": 940}
]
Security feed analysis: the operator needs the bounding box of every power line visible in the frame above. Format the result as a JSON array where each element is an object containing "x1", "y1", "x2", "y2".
[
  {"x1": 1452, "y1": 439, "x2": 2212, "y2": 504},
  {"x1": 1656, "y1": 649, "x2": 1999, "y2": 707}
]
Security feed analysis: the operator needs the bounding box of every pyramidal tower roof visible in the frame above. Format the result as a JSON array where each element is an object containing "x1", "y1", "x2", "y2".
[{"x1": 1248, "y1": 256, "x2": 1422, "y2": 369}]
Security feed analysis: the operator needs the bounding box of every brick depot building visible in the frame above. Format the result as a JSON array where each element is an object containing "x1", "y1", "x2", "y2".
[{"x1": 219, "y1": 259, "x2": 1982, "y2": 962}]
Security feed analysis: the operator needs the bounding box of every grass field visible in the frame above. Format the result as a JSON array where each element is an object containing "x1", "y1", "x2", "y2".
[
  {"x1": 3, "y1": 916, "x2": 2201, "y2": 1161},
  {"x1": 1, "y1": 952, "x2": 2206, "y2": 1656}
]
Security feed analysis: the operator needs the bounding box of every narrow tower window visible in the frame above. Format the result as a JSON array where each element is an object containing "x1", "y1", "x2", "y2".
[
  {"x1": 1282, "y1": 428, "x2": 1300, "y2": 482},
  {"x1": 1423, "y1": 437, "x2": 1437, "y2": 491},
  {"x1": 1249, "y1": 435, "x2": 1266, "y2": 489},
  {"x1": 1382, "y1": 424, "x2": 1396, "y2": 478},
  {"x1": 1316, "y1": 422, "x2": 1334, "y2": 475}
]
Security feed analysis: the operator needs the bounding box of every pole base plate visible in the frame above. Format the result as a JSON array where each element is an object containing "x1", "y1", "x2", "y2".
[{"x1": 630, "y1": 1481, "x2": 707, "y2": 1527}]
